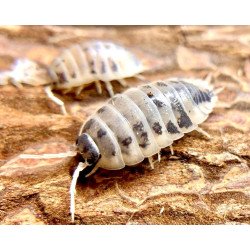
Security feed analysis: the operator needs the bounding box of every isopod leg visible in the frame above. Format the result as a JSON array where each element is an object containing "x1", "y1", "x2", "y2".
[
  {"x1": 95, "y1": 80, "x2": 102, "y2": 94},
  {"x1": 170, "y1": 145, "x2": 174, "y2": 155},
  {"x1": 0, "y1": 70, "x2": 24, "y2": 88},
  {"x1": 75, "y1": 86, "x2": 84, "y2": 96},
  {"x1": 62, "y1": 89, "x2": 72, "y2": 94},
  {"x1": 204, "y1": 72, "x2": 213, "y2": 83},
  {"x1": 214, "y1": 87, "x2": 225, "y2": 95},
  {"x1": 44, "y1": 86, "x2": 67, "y2": 115},
  {"x1": 158, "y1": 151, "x2": 161, "y2": 162},
  {"x1": 195, "y1": 127, "x2": 211, "y2": 139},
  {"x1": 117, "y1": 78, "x2": 128, "y2": 87},
  {"x1": 85, "y1": 164, "x2": 99, "y2": 178},
  {"x1": 135, "y1": 74, "x2": 146, "y2": 81},
  {"x1": 104, "y1": 81, "x2": 114, "y2": 96},
  {"x1": 147, "y1": 156, "x2": 154, "y2": 170},
  {"x1": 70, "y1": 162, "x2": 88, "y2": 223}
]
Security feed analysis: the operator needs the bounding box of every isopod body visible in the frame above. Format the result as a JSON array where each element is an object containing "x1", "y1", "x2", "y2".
[
  {"x1": 48, "y1": 40, "x2": 144, "y2": 96},
  {"x1": 76, "y1": 78, "x2": 216, "y2": 172},
  {"x1": 70, "y1": 78, "x2": 217, "y2": 221},
  {"x1": 0, "y1": 40, "x2": 145, "y2": 114}
]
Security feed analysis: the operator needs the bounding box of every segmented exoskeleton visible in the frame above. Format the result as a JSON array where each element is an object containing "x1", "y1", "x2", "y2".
[
  {"x1": 49, "y1": 40, "x2": 144, "y2": 96},
  {"x1": 70, "y1": 78, "x2": 217, "y2": 222},
  {"x1": 0, "y1": 40, "x2": 145, "y2": 114}
]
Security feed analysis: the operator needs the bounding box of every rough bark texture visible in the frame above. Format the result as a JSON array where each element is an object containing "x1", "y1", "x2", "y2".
[{"x1": 0, "y1": 26, "x2": 249, "y2": 225}]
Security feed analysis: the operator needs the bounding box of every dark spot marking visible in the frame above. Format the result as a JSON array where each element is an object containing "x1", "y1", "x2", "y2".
[
  {"x1": 89, "y1": 61, "x2": 96, "y2": 74},
  {"x1": 157, "y1": 81, "x2": 168, "y2": 87},
  {"x1": 133, "y1": 121, "x2": 144, "y2": 132},
  {"x1": 201, "y1": 91, "x2": 212, "y2": 102},
  {"x1": 152, "y1": 122, "x2": 162, "y2": 135},
  {"x1": 141, "y1": 132, "x2": 148, "y2": 139},
  {"x1": 178, "y1": 111, "x2": 193, "y2": 129},
  {"x1": 153, "y1": 99, "x2": 165, "y2": 108},
  {"x1": 101, "y1": 61, "x2": 106, "y2": 74},
  {"x1": 108, "y1": 144, "x2": 117, "y2": 157},
  {"x1": 83, "y1": 119, "x2": 95, "y2": 131},
  {"x1": 110, "y1": 59, "x2": 118, "y2": 72},
  {"x1": 193, "y1": 95, "x2": 199, "y2": 105},
  {"x1": 178, "y1": 112, "x2": 193, "y2": 128},
  {"x1": 147, "y1": 92, "x2": 154, "y2": 98},
  {"x1": 184, "y1": 83, "x2": 211, "y2": 105},
  {"x1": 121, "y1": 136, "x2": 132, "y2": 147},
  {"x1": 71, "y1": 72, "x2": 76, "y2": 78},
  {"x1": 139, "y1": 132, "x2": 149, "y2": 148},
  {"x1": 168, "y1": 93, "x2": 192, "y2": 129},
  {"x1": 139, "y1": 142, "x2": 149, "y2": 148},
  {"x1": 97, "y1": 129, "x2": 107, "y2": 138},
  {"x1": 56, "y1": 72, "x2": 67, "y2": 84},
  {"x1": 167, "y1": 121, "x2": 179, "y2": 134},
  {"x1": 142, "y1": 85, "x2": 151, "y2": 89},
  {"x1": 97, "y1": 107, "x2": 106, "y2": 114}
]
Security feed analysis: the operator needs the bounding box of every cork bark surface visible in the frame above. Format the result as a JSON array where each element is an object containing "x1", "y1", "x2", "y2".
[{"x1": 0, "y1": 26, "x2": 249, "y2": 225}]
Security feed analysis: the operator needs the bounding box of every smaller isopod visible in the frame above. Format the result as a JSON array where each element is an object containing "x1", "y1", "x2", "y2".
[{"x1": 0, "y1": 40, "x2": 145, "y2": 114}]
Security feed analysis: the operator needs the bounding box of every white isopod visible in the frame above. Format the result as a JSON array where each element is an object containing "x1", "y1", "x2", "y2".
[
  {"x1": 69, "y1": 78, "x2": 218, "y2": 222},
  {"x1": 0, "y1": 40, "x2": 145, "y2": 114}
]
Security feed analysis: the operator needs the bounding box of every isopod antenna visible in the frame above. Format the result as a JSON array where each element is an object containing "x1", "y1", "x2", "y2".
[{"x1": 70, "y1": 162, "x2": 89, "y2": 223}]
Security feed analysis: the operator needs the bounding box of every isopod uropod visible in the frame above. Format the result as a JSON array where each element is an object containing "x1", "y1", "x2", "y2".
[
  {"x1": 0, "y1": 40, "x2": 145, "y2": 114},
  {"x1": 70, "y1": 78, "x2": 218, "y2": 222}
]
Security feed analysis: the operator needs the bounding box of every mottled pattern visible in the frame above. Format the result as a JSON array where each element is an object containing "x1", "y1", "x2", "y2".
[
  {"x1": 79, "y1": 79, "x2": 216, "y2": 171},
  {"x1": 48, "y1": 40, "x2": 144, "y2": 91}
]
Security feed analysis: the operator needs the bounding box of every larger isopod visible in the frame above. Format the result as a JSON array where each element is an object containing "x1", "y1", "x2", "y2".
[{"x1": 70, "y1": 78, "x2": 218, "y2": 222}]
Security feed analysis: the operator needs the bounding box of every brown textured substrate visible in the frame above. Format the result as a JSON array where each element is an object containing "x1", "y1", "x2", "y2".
[{"x1": 0, "y1": 26, "x2": 249, "y2": 225}]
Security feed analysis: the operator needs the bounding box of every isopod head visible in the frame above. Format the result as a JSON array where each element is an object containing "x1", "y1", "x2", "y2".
[
  {"x1": 76, "y1": 133, "x2": 101, "y2": 166},
  {"x1": 71, "y1": 133, "x2": 101, "y2": 221}
]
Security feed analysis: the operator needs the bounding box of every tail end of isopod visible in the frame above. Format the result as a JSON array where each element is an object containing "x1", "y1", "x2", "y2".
[
  {"x1": 0, "y1": 71, "x2": 13, "y2": 86},
  {"x1": 70, "y1": 162, "x2": 88, "y2": 223},
  {"x1": 0, "y1": 58, "x2": 52, "y2": 87}
]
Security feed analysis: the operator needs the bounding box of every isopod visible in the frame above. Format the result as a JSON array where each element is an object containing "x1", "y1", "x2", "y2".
[
  {"x1": 0, "y1": 40, "x2": 145, "y2": 114},
  {"x1": 69, "y1": 78, "x2": 218, "y2": 222}
]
